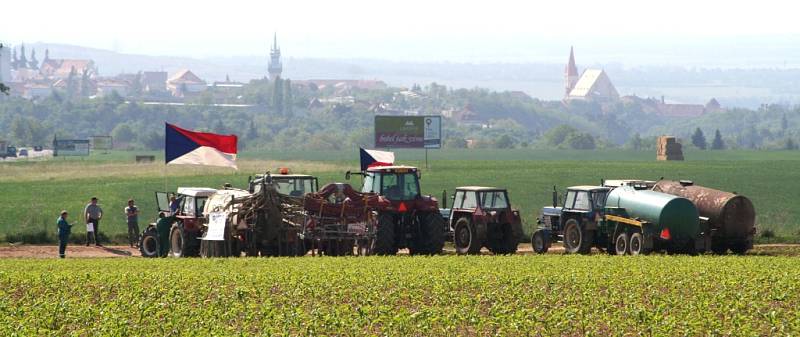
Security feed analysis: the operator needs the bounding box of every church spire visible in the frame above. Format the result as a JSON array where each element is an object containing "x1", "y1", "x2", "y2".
[
  {"x1": 268, "y1": 32, "x2": 283, "y2": 81},
  {"x1": 565, "y1": 46, "x2": 579, "y2": 98}
]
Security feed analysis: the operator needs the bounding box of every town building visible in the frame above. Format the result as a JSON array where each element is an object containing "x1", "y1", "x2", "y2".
[
  {"x1": 39, "y1": 49, "x2": 97, "y2": 79},
  {"x1": 564, "y1": 47, "x2": 619, "y2": 102},
  {"x1": 0, "y1": 44, "x2": 11, "y2": 84},
  {"x1": 141, "y1": 71, "x2": 168, "y2": 93},
  {"x1": 268, "y1": 33, "x2": 282, "y2": 80},
  {"x1": 96, "y1": 79, "x2": 130, "y2": 97},
  {"x1": 167, "y1": 69, "x2": 207, "y2": 97}
]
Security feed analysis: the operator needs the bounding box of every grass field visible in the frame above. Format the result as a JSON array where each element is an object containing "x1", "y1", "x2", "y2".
[
  {"x1": 1, "y1": 256, "x2": 799, "y2": 336},
  {"x1": 1, "y1": 149, "x2": 799, "y2": 243}
]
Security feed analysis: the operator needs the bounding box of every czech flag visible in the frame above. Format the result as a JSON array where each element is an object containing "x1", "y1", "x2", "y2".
[
  {"x1": 360, "y1": 148, "x2": 394, "y2": 171},
  {"x1": 165, "y1": 123, "x2": 238, "y2": 169}
]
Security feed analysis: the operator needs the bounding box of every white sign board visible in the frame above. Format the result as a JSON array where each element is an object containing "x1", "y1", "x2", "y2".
[
  {"x1": 203, "y1": 212, "x2": 227, "y2": 241},
  {"x1": 423, "y1": 116, "x2": 441, "y2": 149}
]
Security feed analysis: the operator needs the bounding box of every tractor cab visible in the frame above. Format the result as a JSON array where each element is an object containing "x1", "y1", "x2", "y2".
[
  {"x1": 156, "y1": 187, "x2": 217, "y2": 219},
  {"x1": 603, "y1": 179, "x2": 656, "y2": 190},
  {"x1": 249, "y1": 170, "x2": 319, "y2": 197},
  {"x1": 359, "y1": 166, "x2": 421, "y2": 202},
  {"x1": 446, "y1": 186, "x2": 523, "y2": 254},
  {"x1": 537, "y1": 186, "x2": 610, "y2": 236}
]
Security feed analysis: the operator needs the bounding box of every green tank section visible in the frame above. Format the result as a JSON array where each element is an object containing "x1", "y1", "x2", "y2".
[{"x1": 606, "y1": 186, "x2": 700, "y2": 241}]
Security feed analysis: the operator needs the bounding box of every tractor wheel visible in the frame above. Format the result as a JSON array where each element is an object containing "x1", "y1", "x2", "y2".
[
  {"x1": 373, "y1": 213, "x2": 398, "y2": 255},
  {"x1": 487, "y1": 223, "x2": 519, "y2": 255},
  {"x1": 563, "y1": 219, "x2": 593, "y2": 254},
  {"x1": 614, "y1": 232, "x2": 629, "y2": 255},
  {"x1": 410, "y1": 212, "x2": 445, "y2": 255},
  {"x1": 710, "y1": 240, "x2": 728, "y2": 255},
  {"x1": 139, "y1": 229, "x2": 159, "y2": 258},
  {"x1": 531, "y1": 230, "x2": 549, "y2": 254},
  {"x1": 453, "y1": 217, "x2": 480, "y2": 255},
  {"x1": 169, "y1": 226, "x2": 185, "y2": 257},
  {"x1": 729, "y1": 241, "x2": 749, "y2": 255},
  {"x1": 628, "y1": 232, "x2": 651, "y2": 255}
]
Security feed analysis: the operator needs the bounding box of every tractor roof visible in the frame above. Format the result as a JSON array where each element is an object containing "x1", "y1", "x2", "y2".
[
  {"x1": 254, "y1": 174, "x2": 316, "y2": 179},
  {"x1": 176, "y1": 187, "x2": 218, "y2": 197},
  {"x1": 568, "y1": 185, "x2": 610, "y2": 192},
  {"x1": 456, "y1": 186, "x2": 505, "y2": 192},
  {"x1": 603, "y1": 179, "x2": 656, "y2": 188},
  {"x1": 366, "y1": 165, "x2": 418, "y2": 173}
]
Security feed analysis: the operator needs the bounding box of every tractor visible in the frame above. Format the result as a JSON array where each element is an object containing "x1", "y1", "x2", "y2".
[
  {"x1": 142, "y1": 187, "x2": 216, "y2": 257},
  {"x1": 248, "y1": 170, "x2": 319, "y2": 197},
  {"x1": 346, "y1": 165, "x2": 444, "y2": 255},
  {"x1": 443, "y1": 186, "x2": 524, "y2": 254}
]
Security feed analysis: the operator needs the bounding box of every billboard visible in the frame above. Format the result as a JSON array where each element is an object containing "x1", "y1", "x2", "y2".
[
  {"x1": 90, "y1": 135, "x2": 113, "y2": 150},
  {"x1": 374, "y1": 115, "x2": 441, "y2": 149},
  {"x1": 53, "y1": 139, "x2": 90, "y2": 156}
]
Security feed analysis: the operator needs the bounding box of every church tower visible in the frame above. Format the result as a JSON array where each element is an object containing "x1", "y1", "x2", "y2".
[
  {"x1": 268, "y1": 33, "x2": 282, "y2": 80},
  {"x1": 565, "y1": 46, "x2": 579, "y2": 98}
]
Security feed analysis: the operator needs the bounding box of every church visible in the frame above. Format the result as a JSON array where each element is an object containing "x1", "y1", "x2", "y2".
[{"x1": 563, "y1": 47, "x2": 619, "y2": 102}]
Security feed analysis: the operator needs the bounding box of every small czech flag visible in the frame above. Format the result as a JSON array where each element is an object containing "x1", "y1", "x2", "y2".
[{"x1": 360, "y1": 148, "x2": 395, "y2": 171}]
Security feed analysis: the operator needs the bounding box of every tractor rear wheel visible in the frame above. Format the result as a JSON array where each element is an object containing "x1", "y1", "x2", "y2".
[
  {"x1": 710, "y1": 240, "x2": 728, "y2": 255},
  {"x1": 614, "y1": 232, "x2": 629, "y2": 255},
  {"x1": 169, "y1": 227, "x2": 185, "y2": 257},
  {"x1": 453, "y1": 217, "x2": 480, "y2": 255},
  {"x1": 139, "y1": 229, "x2": 159, "y2": 258},
  {"x1": 531, "y1": 230, "x2": 549, "y2": 254},
  {"x1": 410, "y1": 212, "x2": 445, "y2": 255},
  {"x1": 563, "y1": 219, "x2": 593, "y2": 254},
  {"x1": 487, "y1": 223, "x2": 519, "y2": 255},
  {"x1": 373, "y1": 213, "x2": 398, "y2": 255},
  {"x1": 729, "y1": 241, "x2": 749, "y2": 255}
]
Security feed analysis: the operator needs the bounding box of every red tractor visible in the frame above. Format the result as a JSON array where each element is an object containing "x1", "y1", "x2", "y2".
[
  {"x1": 443, "y1": 187, "x2": 523, "y2": 254},
  {"x1": 347, "y1": 165, "x2": 444, "y2": 255}
]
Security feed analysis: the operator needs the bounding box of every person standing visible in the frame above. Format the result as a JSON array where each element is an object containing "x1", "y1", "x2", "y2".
[
  {"x1": 57, "y1": 210, "x2": 72, "y2": 258},
  {"x1": 125, "y1": 199, "x2": 140, "y2": 248},
  {"x1": 84, "y1": 197, "x2": 103, "y2": 246},
  {"x1": 156, "y1": 212, "x2": 175, "y2": 257}
]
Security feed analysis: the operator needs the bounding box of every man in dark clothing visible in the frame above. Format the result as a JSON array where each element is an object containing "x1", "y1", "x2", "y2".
[
  {"x1": 156, "y1": 212, "x2": 175, "y2": 257},
  {"x1": 125, "y1": 199, "x2": 140, "y2": 248},
  {"x1": 57, "y1": 210, "x2": 72, "y2": 258},
  {"x1": 84, "y1": 197, "x2": 103, "y2": 246}
]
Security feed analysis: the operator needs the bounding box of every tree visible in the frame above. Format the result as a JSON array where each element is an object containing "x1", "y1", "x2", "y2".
[
  {"x1": 111, "y1": 124, "x2": 136, "y2": 143},
  {"x1": 711, "y1": 129, "x2": 725, "y2": 150},
  {"x1": 0, "y1": 43, "x2": 8, "y2": 95},
  {"x1": 786, "y1": 138, "x2": 798, "y2": 150},
  {"x1": 495, "y1": 134, "x2": 515, "y2": 149},
  {"x1": 782, "y1": 113, "x2": 789, "y2": 133},
  {"x1": 691, "y1": 127, "x2": 707, "y2": 150},
  {"x1": 628, "y1": 133, "x2": 643, "y2": 150},
  {"x1": 247, "y1": 119, "x2": 258, "y2": 140},
  {"x1": 283, "y1": 79, "x2": 293, "y2": 118},
  {"x1": 565, "y1": 132, "x2": 596, "y2": 150},
  {"x1": 272, "y1": 77, "x2": 284, "y2": 115}
]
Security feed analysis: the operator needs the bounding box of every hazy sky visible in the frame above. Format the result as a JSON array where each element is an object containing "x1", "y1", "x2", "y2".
[{"x1": 2, "y1": 0, "x2": 799, "y2": 64}]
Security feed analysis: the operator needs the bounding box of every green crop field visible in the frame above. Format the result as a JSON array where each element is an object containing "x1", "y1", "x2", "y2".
[
  {"x1": 1, "y1": 256, "x2": 799, "y2": 336},
  {"x1": 1, "y1": 149, "x2": 799, "y2": 243}
]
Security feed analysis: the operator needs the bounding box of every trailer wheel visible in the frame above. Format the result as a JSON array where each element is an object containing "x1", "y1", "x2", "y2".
[
  {"x1": 531, "y1": 230, "x2": 549, "y2": 254},
  {"x1": 453, "y1": 217, "x2": 480, "y2": 255},
  {"x1": 410, "y1": 212, "x2": 445, "y2": 255},
  {"x1": 629, "y1": 232, "x2": 651, "y2": 255},
  {"x1": 729, "y1": 241, "x2": 749, "y2": 255},
  {"x1": 139, "y1": 229, "x2": 159, "y2": 258},
  {"x1": 487, "y1": 223, "x2": 518, "y2": 255},
  {"x1": 710, "y1": 241, "x2": 728, "y2": 255},
  {"x1": 614, "y1": 232, "x2": 629, "y2": 255},
  {"x1": 373, "y1": 213, "x2": 398, "y2": 255},
  {"x1": 563, "y1": 219, "x2": 592, "y2": 254}
]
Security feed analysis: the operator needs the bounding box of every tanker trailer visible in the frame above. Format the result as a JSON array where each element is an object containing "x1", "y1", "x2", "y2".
[
  {"x1": 652, "y1": 180, "x2": 755, "y2": 254},
  {"x1": 604, "y1": 186, "x2": 705, "y2": 254}
]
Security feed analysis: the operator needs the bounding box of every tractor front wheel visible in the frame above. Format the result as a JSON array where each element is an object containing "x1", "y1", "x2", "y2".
[
  {"x1": 139, "y1": 229, "x2": 159, "y2": 258},
  {"x1": 531, "y1": 230, "x2": 549, "y2": 254}
]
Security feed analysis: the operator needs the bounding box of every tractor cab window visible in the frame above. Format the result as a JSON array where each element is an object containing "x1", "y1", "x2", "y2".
[
  {"x1": 182, "y1": 196, "x2": 195, "y2": 216},
  {"x1": 479, "y1": 191, "x2": 509, "y2": 209},
  {"x1": 362, "y1": 173, "x2": 379, "y2": 194},
  {"x1": 275, "y1": 178, "x2": 314, "y2": 197},
  {"x1": 380, "y1": 173, "x2": 420, "y2": 201},
  {"x1": 452, "y1": 190, "x2": 465, "y2": 208},
  {"x1": 564, "y1": 191, "x2": 576, "y2": 209},
  {"x1": 591, "y1": 190, "x2": 608, "y2": 210},
  {"x1": 573, "y1": 191, "x2": 591, "y2": 211},
  {"x1": 462, "y1": 191, "x2": 477, "y2": 209},
  {"x1": 196, "y1": 197, "x2": 208, "y2": 217}
]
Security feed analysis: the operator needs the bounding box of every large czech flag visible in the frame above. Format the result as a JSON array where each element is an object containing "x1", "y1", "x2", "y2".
[
  {"x1": 165, "y1": 123, "x2": 238, "y2": 169},
  {"x1": 360, "y1": 148, "x2": 395, "y2": 171}
]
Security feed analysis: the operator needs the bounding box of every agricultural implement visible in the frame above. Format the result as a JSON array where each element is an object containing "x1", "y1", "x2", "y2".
[
  {"x1": 301, "y1": 183, "x2": 388, "y2": 256},
  {"x1": 652, "y1": 180, "x2": 755, "y2": 254},
  {"x1": 442, "y1": 186, "x2": 524, "y2": 254},
  {"x1": 347, "y1": 165, "x2": 445, "y2": 255},
  {"x1": 532, "y1": 185, "x2": 707, "y2": 255}
]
